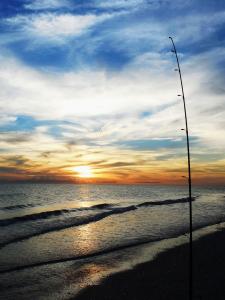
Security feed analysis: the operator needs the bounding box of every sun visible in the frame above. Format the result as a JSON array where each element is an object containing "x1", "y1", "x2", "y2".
[{"x1": 73, "y1": 166, "x2": 93, "y2": 178}]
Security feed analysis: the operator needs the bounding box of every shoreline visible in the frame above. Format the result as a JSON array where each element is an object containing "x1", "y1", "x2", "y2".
[{"x1": 74, "y1": 227, "x2": 225, "y2": 300}]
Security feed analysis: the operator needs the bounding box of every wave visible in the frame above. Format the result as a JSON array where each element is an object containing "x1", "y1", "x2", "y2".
[
  {"x1": 0, "y1": 197, "x2": 196, "y2": 249},
  {"x1": 0, "y1": 197, "x2": 195, "y2": 227},
  {"x1": 0, "y1": 238, "x2": 164, "y2": 275},
  {"x1": 0, "y1": 208, "x2": 74, "y2": 226},
  {"x1": 0, "y1": 203, "x2": 36, "y2": 211},
  {"x1": 0, "y1": 217, "x2": 223, "y2": 275},
  {"x1": 0, "y1": 192, "x2": 26, "y2": 199},
  {"x1": 0, "y1": 202, "x2": 113, "y2": 212},
  {"x1": 0, "y1": 203, "x2": 114, "y2": 227},
  {"x1": 138, "y1": 197, "x2": 196, "y2": 208},
  {"x1": 0, "y1": 205, "x2": 136, "y2": 249}
]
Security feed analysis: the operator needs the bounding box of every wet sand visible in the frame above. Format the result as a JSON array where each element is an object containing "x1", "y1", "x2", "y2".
[{"x1": 74, "y1": 228, "x2": 225, "y2": 300}]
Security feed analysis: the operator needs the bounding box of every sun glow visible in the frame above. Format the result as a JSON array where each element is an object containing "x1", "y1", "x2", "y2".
[{"x1": 74, "y1": 166, "x2": 93, "y2": 178}]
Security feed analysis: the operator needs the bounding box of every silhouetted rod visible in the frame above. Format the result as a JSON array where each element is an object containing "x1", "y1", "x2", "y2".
[{"x1": 169, "y1": 36, "x2": 193, "y2": 300}]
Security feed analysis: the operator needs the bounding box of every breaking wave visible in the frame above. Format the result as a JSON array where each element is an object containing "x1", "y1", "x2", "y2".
[{"x1": 0, "y1": 197, "x2": 196, "y2": 249}]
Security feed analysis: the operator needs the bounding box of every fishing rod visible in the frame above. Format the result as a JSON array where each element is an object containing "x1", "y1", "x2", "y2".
[{"x1": 169, "y1": 36, "x2": 193, "y2": 300}]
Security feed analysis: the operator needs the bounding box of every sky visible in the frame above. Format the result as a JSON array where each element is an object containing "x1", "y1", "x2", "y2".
[{"x1": 0, "y1": 0, "x2": 224, "y2": 185}]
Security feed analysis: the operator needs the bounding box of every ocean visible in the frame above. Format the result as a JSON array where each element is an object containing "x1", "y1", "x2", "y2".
[{"x1": 0, "y1": 183, "x2": 225, "y2": 299}]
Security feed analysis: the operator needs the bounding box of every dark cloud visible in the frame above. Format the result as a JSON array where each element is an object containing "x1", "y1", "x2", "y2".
[
  {"x1": 3, "y1": 155, "x2": 30, "y2": 166},
  {"x1": 96, "y1": 161, "x2": 139, "y2": 168},
  {"x1": 0, "y1": 166, "x2": 27, "y2": 174},
  {"x1": 0, "y1": 132, "x2": 31, "y2": 144}
]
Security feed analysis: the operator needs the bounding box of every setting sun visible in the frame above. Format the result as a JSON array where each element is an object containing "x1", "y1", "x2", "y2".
[{"x1": 73, "y1": 166, "x2": 93, "y2": 178}]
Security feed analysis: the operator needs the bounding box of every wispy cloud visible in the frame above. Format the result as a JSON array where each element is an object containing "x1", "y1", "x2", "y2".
[
  {"x1": 5, "y1": 12, "x2": 116, "y2": 42},
  {"x1": 0, "y1": 46, "x2": 225, "y2": 151},
  {"x1": 24, "y1": 0, "x2": 71, "y2": 10},
  {"x1": 94, "y1": 0, "x2": 190, "y2": 10},
  {"x1": 95, "y1": 0, "x2": 144, "y2": 9}
]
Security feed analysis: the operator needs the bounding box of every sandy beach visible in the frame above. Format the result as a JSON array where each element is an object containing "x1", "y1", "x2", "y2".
[{"x1": 74, "y1": 228, "x2": 225, "y2": 300}]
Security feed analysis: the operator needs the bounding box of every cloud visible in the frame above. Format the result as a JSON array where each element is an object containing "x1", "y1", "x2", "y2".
[
  {"x1": 172, "y1": 11, "x2": 225, "y2": 44},
  {"x1": 24, "y1": 0, "x2": 71, "y2": 10},
  {"x1": 96, "y1": 0, "x2": 144, "y2": 9},
  {"x1": 94, "y1": 0, "x2": 190, "y2": 10},
  {"x1": 23, "y1": 0, "x2": 191, "y2": 12},
  {"x1": 0, "y1": 132, "x2": 31, "y2": 144},
  {"x1": 88, "y1": 9, "x2": 225, "y2": 60},
  {"x1": 0, "y1": 53, "x2": 177, "y2": 120},
  {"x1": 1, "y1": 45, "x2": 225, "y2": 156},
  {"x1": 5, "y1": 155, "x2": 30, "y2": 166},
  {"x1": 5, "y1": 12, "x2": 114, "y2": 41},
  {"x1": 0, "y1": 0, "x2": 225, "y2": 184},
  {"x1": 0, "y1": 166, "x2": 27, "y2": 174},
  {"x1": 0, "y1": 115, "x2": 17, "y2": 125}
]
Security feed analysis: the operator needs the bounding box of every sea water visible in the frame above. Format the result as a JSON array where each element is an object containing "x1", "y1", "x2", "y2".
[{"x1": 0, "y1": 183, "x2": 224, "y2": 299}]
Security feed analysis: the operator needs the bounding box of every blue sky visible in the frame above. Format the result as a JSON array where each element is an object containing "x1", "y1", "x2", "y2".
[
  {"x1": 0, "y1": 0, "x2": 224, "y2": 184},
  {"x1": 2, "y1": 0, "x2": 225, "y2": 71}
]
